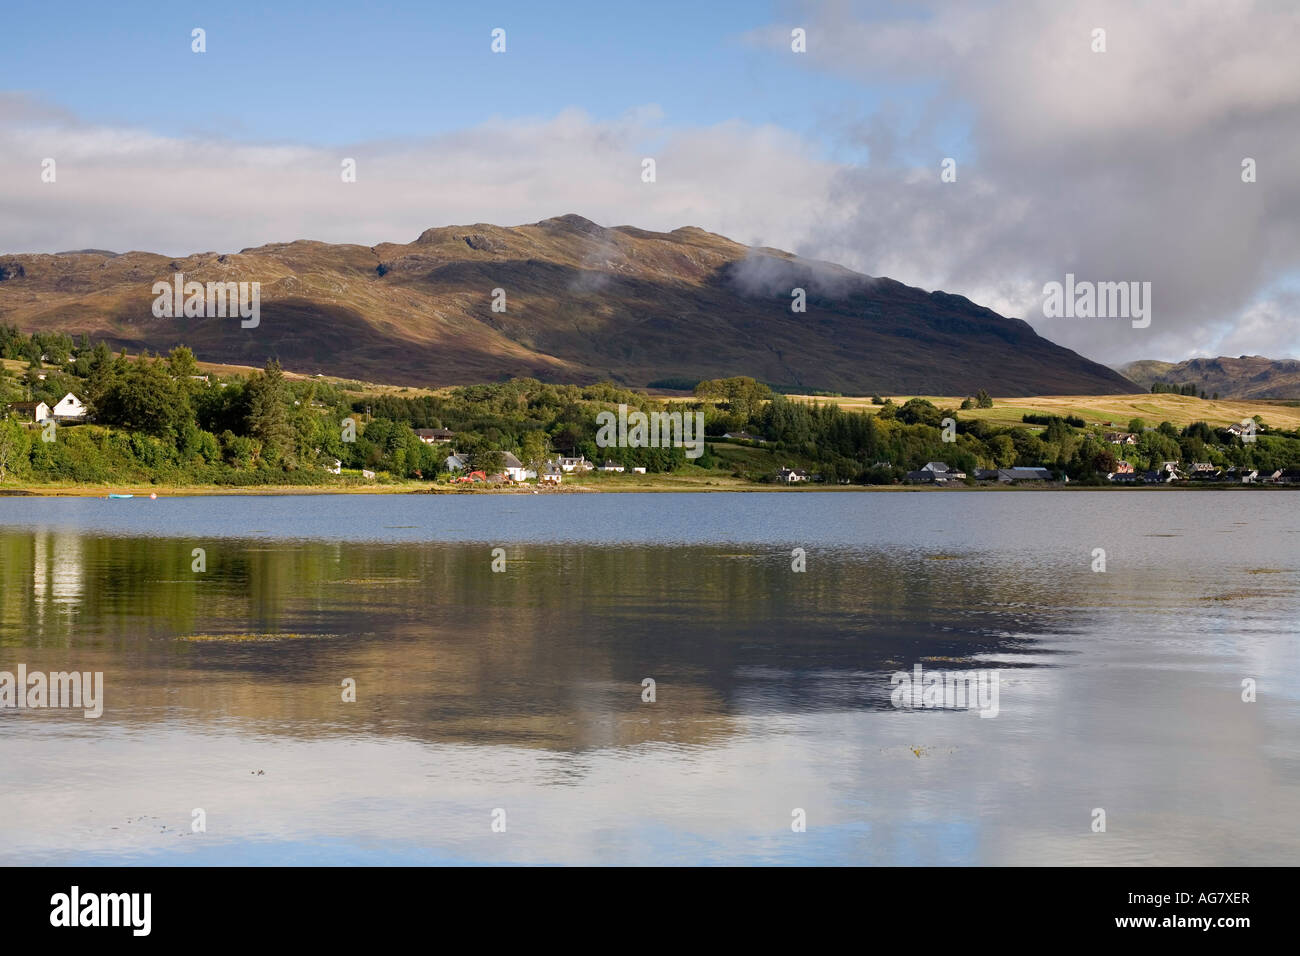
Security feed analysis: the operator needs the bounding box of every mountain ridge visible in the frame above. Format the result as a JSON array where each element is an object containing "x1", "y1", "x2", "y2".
[
  {"x1": 1119, "y1": 355, "x2": 1300, "y2": 399},
  {"x1": 0, "y1": 214, "x2": 1138, "y2": 395}
]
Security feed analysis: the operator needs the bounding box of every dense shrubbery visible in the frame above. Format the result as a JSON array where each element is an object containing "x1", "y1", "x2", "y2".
[
  {"x1": 1022, "y1": 413, "x2": 1087, "y2": 428},
  {"x1": 3, "y1": 327, "x2": 1299, "y2": 486},
  {"x1": 1151, "y1": 381, "x2": 1216, "y2": 397}
]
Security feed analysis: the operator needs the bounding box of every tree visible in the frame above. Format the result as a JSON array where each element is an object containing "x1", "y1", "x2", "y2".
[
  {"x1": 244, "y1": 359, "x2": 295, "y2": 466},
  {"x1": 0, "y1": 418, "x2": 31, "y2": 481},
  {"x1": 693, "y1": 376, "x2": 772, "y2": 423},
  {"x1": 989, "y1": 434, "x2": 1016, "y2": 467},
  {"x1": 469, "y1": 448, "x2": 504, "y2": 473},
  {"x1": 90, "y1": 357, "x2": 191, "y2": 437},
  {"x1": 895, "y1": 398, "x2": 946, "y2": 427},
  {"x1": 520, "y1": 430, "x2": 550, "y2": 471},
  {"x1": 167, "y1": 346, "x2": 199, "y2": 380},
  {"x1": 976, "y1": 389, "x2": 993, "y2": 408},
  {"x1": 1128, "y1": 417, "x2": 1147, "y2": 434}
]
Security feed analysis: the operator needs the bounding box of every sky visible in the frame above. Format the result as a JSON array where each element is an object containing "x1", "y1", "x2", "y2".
[{"x1": 2, "y1": 0, "x2": 1297, "y2": 365}]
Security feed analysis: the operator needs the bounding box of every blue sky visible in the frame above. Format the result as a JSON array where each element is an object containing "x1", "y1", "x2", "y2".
[{"x1": 0, "y1": 0, "x2": 927, "y2": 160}]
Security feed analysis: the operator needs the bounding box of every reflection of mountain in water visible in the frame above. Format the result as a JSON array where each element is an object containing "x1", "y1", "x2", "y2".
[{"x1": 0, "y1": 534, "x2": 1067, "y2": 752}]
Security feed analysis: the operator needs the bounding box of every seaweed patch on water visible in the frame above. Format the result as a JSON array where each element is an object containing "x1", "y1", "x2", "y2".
[
  {"x1": 1199, "y1": 591, "x2": 1268, "y2": 602},
  {"x1": 1245, "y1": 568, "x2": 1285, "y2": 574},
  {"x1": 332, "y1": 578, "x2": 421, "y2": 586},
  {"x1": 178, "y1": 632, "x2": 337, "y2": 643}
]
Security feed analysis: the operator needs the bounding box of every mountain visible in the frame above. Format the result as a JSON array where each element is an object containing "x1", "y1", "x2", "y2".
[
  {"x1": 0, "y1": 214, "x2": 1137, "y2": 395},
  {"x1": 1119, "y1": 356, "x2": 1300, "y2": 399}
]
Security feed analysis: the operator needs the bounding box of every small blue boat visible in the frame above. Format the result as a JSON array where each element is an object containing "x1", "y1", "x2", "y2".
[{"x1": 107, "y1": 493, "x2": 134, "y2": 499}]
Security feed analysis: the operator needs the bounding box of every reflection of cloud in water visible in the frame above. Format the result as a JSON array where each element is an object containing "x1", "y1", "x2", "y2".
[{"x1": 2, "y1": 491, "x2": 1299, "y2": 864}]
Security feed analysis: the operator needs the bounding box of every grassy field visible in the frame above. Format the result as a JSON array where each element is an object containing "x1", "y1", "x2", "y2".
[
  {"x1": 3, "y1": 355, "x2": 441, "y2": 400},
  {"x1": 787, "y1": 393, "x2": 1300, "y2": 430}
]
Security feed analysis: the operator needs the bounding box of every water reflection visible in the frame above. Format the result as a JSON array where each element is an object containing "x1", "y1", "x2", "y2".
[{"x1": 1, "y1": 493, "x2": 1298, "y2": 865}]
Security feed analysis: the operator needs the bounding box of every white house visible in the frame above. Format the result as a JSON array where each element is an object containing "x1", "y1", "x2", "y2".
[
  {"x1": 51, "y1": 393, "x2": 87, "y2": 420},
  {"x1": 325, "y1": 458, "x2": 342, "y2": 475},
  {"x1": 501, "y1": 452, "x2": 535, "y2": 482},
  {"x1": 559, "y1": 456, "x2": 593, "y2": 473},
  {"x1": 598, "y1": 460, "x2": 625, "y2": 473},
  {"x1": 540, "y1": 462, "x2": 563, "y2": 484},
  {"x1": 445, "y1": 451, "x2": 469, "y2": 472},
  {"x1": 923, "y1": 461, "x2": 966, "y2": 479},
  {"x1": 1227, "y1": 422, "x2": 1254, "y2": 437},
  {"x1": 776, "y1": 466, "x2": 810, "y2": 483},
  {"x1": 7, "y1": 401, "x2": 51, "y2": 423}
]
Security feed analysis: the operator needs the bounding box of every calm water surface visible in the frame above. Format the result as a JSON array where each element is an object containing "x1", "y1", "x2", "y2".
[{"x1": 1, "y1": 491, "x2": 1297, "y2": 865}]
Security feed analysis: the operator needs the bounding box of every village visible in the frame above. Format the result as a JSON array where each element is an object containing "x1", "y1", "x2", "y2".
[{"x1": 7, "y1": 389, "x2": 1300, "y2": 489}]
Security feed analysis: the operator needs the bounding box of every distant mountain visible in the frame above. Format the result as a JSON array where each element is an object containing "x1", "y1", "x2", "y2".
[
  {"x1": 1119, "y1": 356, "x2": 1300, "y2": 399},
  {"x1": 0, "y1": 214, "x2": 1138, "y2": 395}
]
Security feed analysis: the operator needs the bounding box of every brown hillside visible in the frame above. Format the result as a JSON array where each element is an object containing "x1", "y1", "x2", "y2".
[
  {"x1": 1119, "y1": 356, "x2": 1300, "y2": 399},
  {"x1": 0, "y1": 214, "x2": 1138, "y2": 395}
]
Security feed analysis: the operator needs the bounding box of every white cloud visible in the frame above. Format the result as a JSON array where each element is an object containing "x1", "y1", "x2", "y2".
[
  {"x1": 748, "y1": 0, "x2": 1300, "y2": 362},
  {"x1": 3, "y1": 0, "x2": 1298, "y2": 365},
  {"x1": 0, "y1": 99, "x2": 832, "y2": 259}
]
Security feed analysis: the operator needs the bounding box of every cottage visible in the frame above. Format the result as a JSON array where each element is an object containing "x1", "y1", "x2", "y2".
[
  {"x1": 926, "y1": 461, "x2": 966, "y2": 479},
  {"x1": 997, "y1": 467, "x2": 1054, "y2": 483},
  {"x1": 598, "y1": 460, "x2": 625, "y2": 473},
  {"x1": 776, "y1": 466, "x2": 810, "y2": 483},
  {"x1": 1141, "y1": 469, "x2": 1178, "y2": 484},
  {"x1": 361, "y1": 469, "x2": 376, "y2": 480},
  {"x1": 500, "y1": 452, "x2": 535, "y2": 483},
  {"x1": 1188, "y1": 462, "x2": 1220, "y2": 480},
  {"x1": 973, "y1": 468, "x2": 1002, "y2": 481},
  {"x1": 558, "y1": 456, "x2": 593, "y2": 473},
  {"x1": 414, "y1": 428, "x2": 454, "y2": 444},
  {"x1": 905, "y1": 462, "x2": 966, "y2": 484},
  {"x1": 539, "y1": 462, "x2": 563, "y2": 485},
  {"x1": 444, "y1": 451, "x2": 469, "y2": 472},
  {"x1": 632, "y1": 466, "x2": 647, "y2": 474},
  {"x1": 51, "y1": 392, "x2": 87, "y2": 420},
  {"x1": 6, "y1": 401, "x2": 51, "y2": 423},
  {"x1": 1104, "y1": 432, "x2": 1139, "y2": 445},
  {"x1": 1107, "y1": 461, "x2": 1138, "y2": 482},
  {"x1": 325, "y1": 458, "x2": 342, "y2": 475}
]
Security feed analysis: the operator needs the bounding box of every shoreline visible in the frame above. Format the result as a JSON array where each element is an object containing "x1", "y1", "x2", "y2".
[{"x1": 2, "y1": 481, "x2": 1293, "y2": 497}]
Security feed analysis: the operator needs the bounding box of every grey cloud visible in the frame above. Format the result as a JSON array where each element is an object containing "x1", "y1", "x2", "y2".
[{"x1": 759, "y1": 0, "x2": 1300, "y2": 362}]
